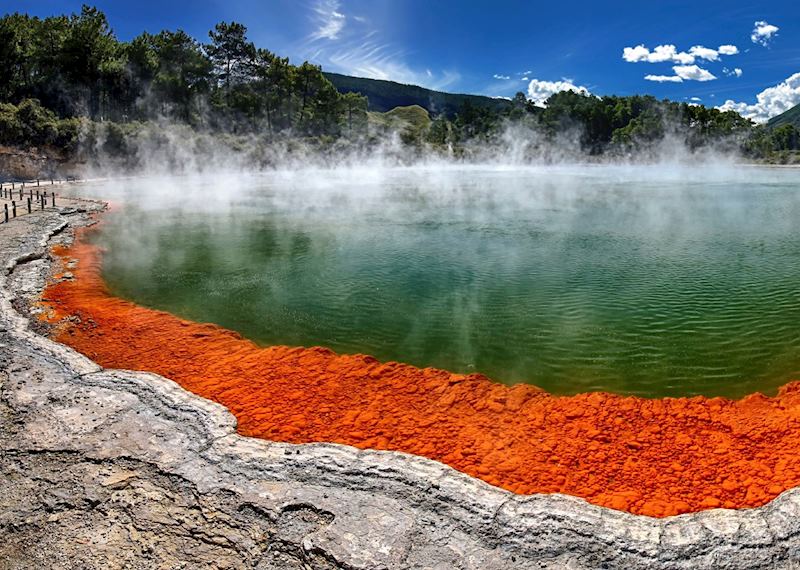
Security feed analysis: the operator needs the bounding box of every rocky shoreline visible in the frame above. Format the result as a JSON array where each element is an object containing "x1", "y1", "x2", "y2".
[{"x1": 1, "y1": 201, "x2": 800, "y2": 569}]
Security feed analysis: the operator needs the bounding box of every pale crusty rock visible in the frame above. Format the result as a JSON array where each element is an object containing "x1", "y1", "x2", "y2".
[{"x1": 1, "y1": 202, "x2": 800, "y2": 569}]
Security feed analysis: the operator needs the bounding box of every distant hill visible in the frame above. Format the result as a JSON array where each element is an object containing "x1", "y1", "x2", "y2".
[
  {"x1": 767, "y1": 103, "x2": 800, "y2": 128},
  {"x1": 368, "y1": 105, "x2": 431, "y2": 131},
  {"x1": 324, "y1": 72, "x2": 511, "y2": 117},
  {"x1": 368, "y1": 105, "x2": 432, "y2": 143}
]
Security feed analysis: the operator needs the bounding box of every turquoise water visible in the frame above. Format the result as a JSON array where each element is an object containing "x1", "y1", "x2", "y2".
[{"x1": 81, "y1": 165, "x2": 800, "y2": 397}]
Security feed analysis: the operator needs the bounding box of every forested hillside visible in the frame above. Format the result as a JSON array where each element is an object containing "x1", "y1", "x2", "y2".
[
  {"x1": 324, "y1": 72, "x2": 510, "y2": 116},
  {"x1": 767, "y1": 103, "x2": 800, "y2": 129}
]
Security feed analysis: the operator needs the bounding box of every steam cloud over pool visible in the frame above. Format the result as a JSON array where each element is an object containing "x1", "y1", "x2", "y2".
[{"x1": 74, "y1": 164, "x2": 800, "y2": 398}]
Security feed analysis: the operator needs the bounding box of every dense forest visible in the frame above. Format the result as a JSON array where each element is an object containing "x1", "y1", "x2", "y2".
[
  {"x1": 0, "y1": 7, "x2": 368, "y2": 140},
  {"x1": 0, "y1": 5, "x2": 798, "y2": 169}
]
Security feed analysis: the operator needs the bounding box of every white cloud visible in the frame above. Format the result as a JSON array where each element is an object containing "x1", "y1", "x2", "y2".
[
  {"x1": 668, "y1": 50, "x2": 695, "y2": 65},
  {"x1": 645, "y1": 74, "x2": 683, "y2": 83},
  {"x1": 723, "y1": 67, "x2": 743, "y2": 78},
  {"x1": 673, "y1": 65, "x2": 717, "y2": 82},
  {"x1": 751, "y1": 21, "x2": 779, "y2": 46},
  {"x1": 493, "y1": 74, "x2": 510, "y2": 80},
  {"x1": 688, "y1": 45, "x2": 719, "y2": 61},
  {"x1": 623, "y1": 44, "x2": 694, "y2": 64},
  {"x1": 643, "y1": 65, "x2": 716, "y2": 83},
  {"x1": 690, "y1": 97, "x2": 702, "y2": 102},
  {"x1": 526, "y1": 78, "x2": 590, "y2": 107},
  {"x1": 521, "y1": 76, "x2": 529, "y2": 81},
  {"x1": 623, "y1": 42, "x2": 739, "y2": 66},
  {"x1": 310, "y1": 0, "x2": 346, "y2": 41},
  {"x1": 717, "y1": 72, "x2": 800, "y2": 123},
  {"x1": 622, "y1": 44, "x2": 653, "y2": 62}
]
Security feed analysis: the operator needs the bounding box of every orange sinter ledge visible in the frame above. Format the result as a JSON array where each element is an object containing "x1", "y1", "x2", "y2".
[{"x1": 40, "y1": 224, "x2": 800, "y2": 518}]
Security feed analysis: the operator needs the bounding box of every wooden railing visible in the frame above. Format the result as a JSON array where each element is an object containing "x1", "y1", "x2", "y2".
[{"x1": 0, "y1": 178, "x2": 72, "y2": 224}]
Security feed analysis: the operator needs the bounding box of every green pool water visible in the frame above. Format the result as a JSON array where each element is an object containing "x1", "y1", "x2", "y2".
[{"x1": 85, "y1": 165, "x2": 800, "y2": 398}]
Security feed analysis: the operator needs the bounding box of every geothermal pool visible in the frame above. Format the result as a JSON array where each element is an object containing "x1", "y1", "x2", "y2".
[{"x1": 77, "y1": 165, "x2": 800, "y2": 398}]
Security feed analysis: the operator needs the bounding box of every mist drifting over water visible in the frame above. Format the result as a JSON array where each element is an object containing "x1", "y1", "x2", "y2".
[
  {"x1": 63, "y1": 161, "x2": 800, "y2": 398},
  {"x1": 76, "y1": 102, "x2": 755, "y2": 180}
]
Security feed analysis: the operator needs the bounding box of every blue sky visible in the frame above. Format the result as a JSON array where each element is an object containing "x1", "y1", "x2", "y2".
[{"x1": 10, "y1": 1, "x2": 800, "y2": 121}]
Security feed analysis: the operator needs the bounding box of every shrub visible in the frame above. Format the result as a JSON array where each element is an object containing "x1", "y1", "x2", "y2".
[{"x1": 0, "y1": 99, "x2": 81, "y2": 150}]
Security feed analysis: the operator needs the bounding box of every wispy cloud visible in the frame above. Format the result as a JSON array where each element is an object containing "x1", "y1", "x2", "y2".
[
  {"x1": 321, "y1": 37, "x2": 460, "y2": 90},
  {"x1": 309, "y1": 0, "x2": 346, "y2": 41},
  {"x1": 751, "y1": 21, "x2": 779, "y2": 47},
  {"x1": 493, "y1": 74, "x2": 510, "y2": 80},
  {"x1": 299, "y1": 0, "x2": 459, "y2": 91}
]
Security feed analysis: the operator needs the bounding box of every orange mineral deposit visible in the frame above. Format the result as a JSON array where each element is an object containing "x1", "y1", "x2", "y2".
[{"x1": 41, "y1": 225, "x2": 800, "y2": 517}]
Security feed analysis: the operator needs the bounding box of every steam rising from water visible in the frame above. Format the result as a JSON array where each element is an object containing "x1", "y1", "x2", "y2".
[
  {"x1": 64, "y1": 163, "x2": 800, "y2": 398},
  {"x1": 79, "y1": 108, "x2": 747, "y2": 178}
]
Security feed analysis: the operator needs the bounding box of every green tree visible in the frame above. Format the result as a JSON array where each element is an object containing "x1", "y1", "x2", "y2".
[
  {"x1": 0, "y1": 14, "x2": 35, "y2": 101},
  {"x1": 151, "y1": 30, "x2": 212, "y2": 122},
  {"x1": 340, "y1": 91, "x2": 368, "y2": 136},
  {"x1": 206, "y1": 22, "x2": 255, "y2": 106},
  {"x1": 426, "y1": 115, "x2": 452, "y2": 146},
  {"x1": 771, "y1": 124, "x2": 799, "y2": 150},
  {"x1": 251, "y1": 48, "x2": 295, "y2": 134},
  {"x1": 59, "y1": 5, "x2": 122, "y2": 118}
]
